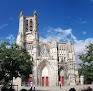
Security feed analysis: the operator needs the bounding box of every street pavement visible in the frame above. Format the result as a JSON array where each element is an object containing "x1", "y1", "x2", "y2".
[{"x1": 17, "y1": 84, "x2": 93, "y2": 91}]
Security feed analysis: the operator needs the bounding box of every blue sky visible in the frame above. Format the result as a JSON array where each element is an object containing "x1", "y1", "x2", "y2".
[{"x1": 0, "y1": 0, "x2": 93, "y2": 67}]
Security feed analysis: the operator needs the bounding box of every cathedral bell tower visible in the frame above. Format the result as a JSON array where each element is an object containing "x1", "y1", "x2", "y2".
[
  {"x1": 16, "y1": 10, "x2": 39, "y2": 46},
  {"x1": 25, "y1": 10, "x2": 39, "y2": 43},
  {"x1": 16, "y1": 10, "x2": 39, "y2": 86}
]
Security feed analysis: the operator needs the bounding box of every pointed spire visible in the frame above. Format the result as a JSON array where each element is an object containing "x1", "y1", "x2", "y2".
[
  {"x1": 67, "y1": 40, "x2": 71, "y2": 42},
  {"x1": 33, "y1": 10, "x2": 37, "y2": 16},
  {"x1": 20, "y1": 11, "x2": 24, "y2": 16}
]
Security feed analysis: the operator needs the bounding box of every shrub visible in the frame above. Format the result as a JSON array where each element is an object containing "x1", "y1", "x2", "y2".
[{"x1": 1, "y1": 86, "x2": 8, "y2": 91}]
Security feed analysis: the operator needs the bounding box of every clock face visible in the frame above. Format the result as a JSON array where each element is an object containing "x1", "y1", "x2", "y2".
[{"x1": 26, "y1": 34, "x2": 34, "y2": 41}]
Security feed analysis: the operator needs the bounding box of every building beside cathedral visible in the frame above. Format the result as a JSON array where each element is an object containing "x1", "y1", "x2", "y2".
[{"x1": 16, "y1": 11, "x2": 79, "y2": 86}]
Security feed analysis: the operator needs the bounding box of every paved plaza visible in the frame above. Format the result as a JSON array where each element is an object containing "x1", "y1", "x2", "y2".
[{"x1": 16, "y1": 85, "x2": 93, "y2": 91}]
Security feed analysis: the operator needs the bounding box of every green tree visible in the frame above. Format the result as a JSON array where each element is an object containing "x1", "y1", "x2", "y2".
[
  {"x1": 0, "y1": 41, "x2": 33, "y2": 85},
  {"x1": 79, "y1": 43, "x2": 93, "y2": 83}
]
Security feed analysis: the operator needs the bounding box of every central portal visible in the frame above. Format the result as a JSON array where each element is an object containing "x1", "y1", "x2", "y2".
[
  {"x1": 42, "y1": 67, "x2": 49, "y2": 86},
  {"x1": 37, "y1": 60, "x2": 53, "y2": 86}
]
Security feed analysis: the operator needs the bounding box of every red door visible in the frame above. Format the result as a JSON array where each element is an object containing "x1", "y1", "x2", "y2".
[
  {"x1": 62, "y1": 77, "x2": 64, "y2": 85},
  {"x1": 42, "y1": 77, "x2": 44, "y2": 86},
  {"x1": 30, "y1": 77, "x2": 32, "y2": 82},
  {"x1": 59, "y1": 77, "x2": 61, "y2": 81},
  {"x1": 46, "y1": 77, "x2": 48, "y2": 86}
]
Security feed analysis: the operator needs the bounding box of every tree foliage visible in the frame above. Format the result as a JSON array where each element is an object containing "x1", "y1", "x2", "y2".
[
  {"x1": 79, "y1": 43, "x2": 93, "y2": 82},
  {"x1": 0, "y1": 41, "x2": 33, "y2": 84}
]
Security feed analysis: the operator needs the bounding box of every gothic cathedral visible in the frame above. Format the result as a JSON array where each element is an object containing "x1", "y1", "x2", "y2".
[{"x1": 16, "y1": 11, "x2": 79, "y2": 86}]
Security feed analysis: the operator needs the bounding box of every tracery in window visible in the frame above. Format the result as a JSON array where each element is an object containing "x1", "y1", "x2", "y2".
[{"x1": 40, "y1": 44, "x2": 50, "y2": 57}]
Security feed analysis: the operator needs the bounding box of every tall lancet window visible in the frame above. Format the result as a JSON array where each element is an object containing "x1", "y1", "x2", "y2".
[
  {"x1": 26, "y1": 20, "x2": 28, "y2": 32},
  {"x1": 30, "y1": 20, "x2": 33, "y2": 32}
]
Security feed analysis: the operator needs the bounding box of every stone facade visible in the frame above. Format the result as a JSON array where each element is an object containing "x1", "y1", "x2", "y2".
[{"x1": 16, "y1": 11, "x2": 79, "y2": 86}]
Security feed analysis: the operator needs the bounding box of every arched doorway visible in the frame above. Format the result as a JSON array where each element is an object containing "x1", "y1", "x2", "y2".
[
  {"x1": 59, "y1": 69, "x2": 64, "y2": 86},
  {"x1": 37, "y1": 60, "x2": 52, "y2": 86},
  {"x1": 42, "y1": 67, "x2": 49, "y2": 86},
  {"x1": 58, "y1": 65, "x2": 68, "y2": 86}
]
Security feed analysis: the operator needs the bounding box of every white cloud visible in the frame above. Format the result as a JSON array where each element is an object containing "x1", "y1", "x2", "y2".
[
  {"x1": 82, "y1": 32, "x2": 86, "y2": 34},
  {"x1": 0, "y1": 34, "x2": 15, "y2": 48},
  {"x1": 40, "y1": 27, "x2": 93, "y2": 68},
  {"x1": 6, "y1": 34, "x2": 15, "y2": 40},
  {"x1": 0, "y1": 24, "x2": 8, "y2": 29},
  {"x1": 6, "y1": 34, "x2": 15, "y2": 44},
  {"x1": 39, "y1": 36, "x2": 44, "y2": 41},
  {"x1": 75, "y1": 38, "x2": 93, "y2": 54},
  {"x1": 65, "y1": 28, "x2": 72, "y2": 35},
  {"x1": 54, "y1": 28, "x2": 63, "y2": 32},
  {"x1": 54, "y1": 28, "x2": 72, "y2": 35},
  {"x1": 40, "y1": 27, "x2": 77, "y2": 42},
  {"x1": 74, "y1": 38, "x2": 93, "y2": 67}
]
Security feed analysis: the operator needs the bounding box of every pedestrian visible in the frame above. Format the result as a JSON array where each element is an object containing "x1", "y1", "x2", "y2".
[
  {"x1": 72, "y1": 88, "x2": 76, "y2": 91},
  {"x1": 88, "y1": 86, "x2": 92, "y2": 91},
  {"x1": 69, "y1": 88, "x2": 76, "y2": 91},
  {"x1": 59, "y1": 81, "x2": 61, "y2": 89},
  {"x1": 30, "y1": 87, "x2": 32, "y2": 91},
  {"x1": 34, "y1": 87, "x2": 35, "y2": 91},
  {"x1": 30, "y1": 81, "x2": 33, "y2": 87}
]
